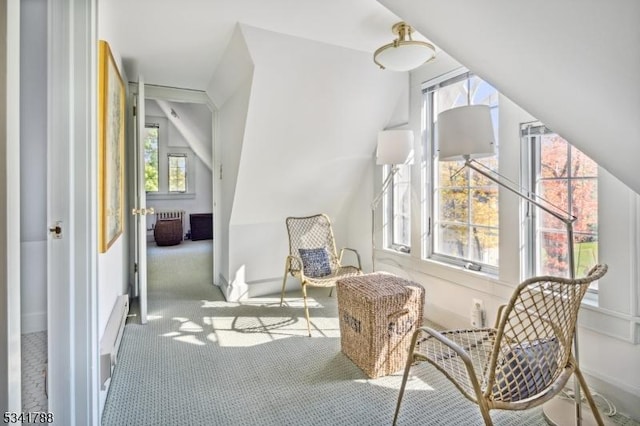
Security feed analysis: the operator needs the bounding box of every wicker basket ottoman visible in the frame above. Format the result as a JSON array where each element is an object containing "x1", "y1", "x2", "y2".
[
  {"x1": 154, "y1": 219, "x2": 183, "y2": 246},
  {"x1": 336, "y1": 272, "x2": 425, "y2": 379}
]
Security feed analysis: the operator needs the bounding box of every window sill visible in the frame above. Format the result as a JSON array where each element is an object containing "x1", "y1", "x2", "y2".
[
  {"x1": 146, "y1": 192, "x2": 196, "y2": 201},
  {"x1": 375, "y1": 248, "x2": 514, "y2": 300}
]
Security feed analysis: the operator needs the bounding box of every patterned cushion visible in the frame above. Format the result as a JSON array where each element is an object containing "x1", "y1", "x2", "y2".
[
  {"x1": 298, "y1": 248, "x2": 332, "y2": 278},
  {"x1": 493, "y1": 338, "x2": 559, "y2": 402}
]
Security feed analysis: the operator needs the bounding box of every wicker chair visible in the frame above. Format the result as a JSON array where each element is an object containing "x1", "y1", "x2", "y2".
[
  {"x1": 393, "y1": 264, "x2": 608, "y2": 426},
  {"x1": 280, "y1": 214, "x2": 362, "y2": 336}
]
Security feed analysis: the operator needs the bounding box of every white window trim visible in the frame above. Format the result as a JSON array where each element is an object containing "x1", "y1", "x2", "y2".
[
  {"x1": 422, "y1": 71, "x2": 499, "y2": 275},
  {"x1": 145, "y1": 116, "x2": 197, "y2": 197}
]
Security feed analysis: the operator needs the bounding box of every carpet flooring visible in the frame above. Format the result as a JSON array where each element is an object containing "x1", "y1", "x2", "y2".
[{"x1": 101, "y1": 241, "x2": 637, "y2": 425}]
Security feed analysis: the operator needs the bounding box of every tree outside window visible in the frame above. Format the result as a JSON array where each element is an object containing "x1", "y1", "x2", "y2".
[
  {"x1": 425, "y1": 73, "x2": 499, "y2": 270},
  {"x1": 144, "y1": 124, "x2": 159, "y2": 192},
  {"x1": 168, "y1": 154, "x2": 187, "y2": 193},
  {"x1": 533, "y1": 133, "x2": 598, "y2": 279}
]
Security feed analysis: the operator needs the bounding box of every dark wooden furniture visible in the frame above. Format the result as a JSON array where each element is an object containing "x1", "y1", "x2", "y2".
[{"x1": 190, "y1": 213, "x2": 213, "y2": 241}]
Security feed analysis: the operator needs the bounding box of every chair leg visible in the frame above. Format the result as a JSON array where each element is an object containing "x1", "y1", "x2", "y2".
[
  {"x1": 328, "y1": 287, "x2": 333, "y2": 297},
  {"x1": 477, "y1": 403, "x2": 494, "y2": 426},
  {"x1": 574, "y1": 365, "x2": 605, "y2": 426},
  {"x1": 302, "y1": 284, "x2": 312, "y2": 337},
  {"x1": 393, "y1": 330, "x2": 420, "y2": 425},
  {"x1": 280, "y1": 259, "x2": 290, "y2": 307}
]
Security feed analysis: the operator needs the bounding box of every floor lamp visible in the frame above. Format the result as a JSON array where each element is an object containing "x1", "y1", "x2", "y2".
[
  {"x1": 438, "y1": 105, "x2": 606, "y2": 426},
  {"x1": 371, "y1": 129, "x2": 414, "y2": 272}
]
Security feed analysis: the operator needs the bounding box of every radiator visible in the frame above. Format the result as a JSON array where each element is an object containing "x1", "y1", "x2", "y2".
[
  {"x1": 100, "y1": 294, "x2": 129, "y2": 390},
  {"x1": 156, "y1": 209, "x2": 185, "y2": 221},
  {"x1": 155, "y1": 209, "x2": 185, "y2": 239}
]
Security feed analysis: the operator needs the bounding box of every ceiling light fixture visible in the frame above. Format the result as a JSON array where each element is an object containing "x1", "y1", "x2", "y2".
[{"x1": 373, "y1": 22, "x2": 436, "y2": 72}]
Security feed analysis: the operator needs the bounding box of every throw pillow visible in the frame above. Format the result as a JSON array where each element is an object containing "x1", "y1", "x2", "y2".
[
  {"x1": 492, "y1": 338, "x2": 559, "y2": 402},
  {"x1": 298, "y1": 248, "x2": 332, "y2": 278}
]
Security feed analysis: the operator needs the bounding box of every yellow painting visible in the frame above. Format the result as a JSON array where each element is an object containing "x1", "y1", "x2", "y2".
[{"x1": 98, "y1": 40, "x2": 125, "y2": 253}]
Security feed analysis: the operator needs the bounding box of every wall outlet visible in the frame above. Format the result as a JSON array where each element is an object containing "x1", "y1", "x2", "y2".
[{"x1": 471, "y1": 298, "x2": 486, "y2": 328}]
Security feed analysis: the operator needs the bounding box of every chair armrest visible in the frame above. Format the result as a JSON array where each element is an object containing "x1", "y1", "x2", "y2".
[
  {"x1": 416, "y1": 327, "x2": 486, "y2": 401},
  {"x1": 286, "y1": 255, "x2": 303, "y2": 275},
  {"x1": 339, "y1": 248, "x2": 362, "y2": 270}
]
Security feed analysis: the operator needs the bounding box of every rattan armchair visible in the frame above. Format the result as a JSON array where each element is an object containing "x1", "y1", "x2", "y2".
[
  {"x1": 393, "y1": 264, "x2": 608, "y2": 426},
  {"x1": 280, "y1": 214, "x2": 362, "y2": 336}
]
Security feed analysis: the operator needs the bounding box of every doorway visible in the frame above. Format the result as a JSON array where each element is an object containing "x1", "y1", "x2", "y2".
[{"x1": 129, "y1": 84, "x2": 217, "y2": 318}]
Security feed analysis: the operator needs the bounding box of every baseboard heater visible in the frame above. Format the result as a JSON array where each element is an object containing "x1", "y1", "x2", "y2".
[{"x1": 100, "y1": 294, "x2": 129, "y2": 390}]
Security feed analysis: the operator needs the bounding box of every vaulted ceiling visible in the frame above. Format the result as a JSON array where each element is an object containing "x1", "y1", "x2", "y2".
[{"x1": 98, "y1": 0, "x2": 433, "y2": 90}]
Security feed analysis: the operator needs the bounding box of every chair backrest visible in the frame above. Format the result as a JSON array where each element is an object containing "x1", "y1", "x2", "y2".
[
  {"x1": 488, "y1": 264, "x2": 607, "y2": 403},
  {"x1": 285, "y1": 214, "x2": 339, "y2": 272}
]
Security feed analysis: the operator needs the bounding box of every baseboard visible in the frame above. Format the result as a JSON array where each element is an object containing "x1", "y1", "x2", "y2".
[
  {"x1": 21, "y1": 312, "x2": 47, "y2": 334},
  {"x1": 219, "y1": 274, "x2": 230, "y2": 300},
  {"x1": 247, "y1": 277, "x2": 284, "y2": 298},
  {"x1": 576, "y1": 371, "x2": 640, "y2": 422}
]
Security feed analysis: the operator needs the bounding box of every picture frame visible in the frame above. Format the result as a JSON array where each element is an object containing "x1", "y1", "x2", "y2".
[{"x1": 98, "y1": 40, "x2": 125, "y2": 253}]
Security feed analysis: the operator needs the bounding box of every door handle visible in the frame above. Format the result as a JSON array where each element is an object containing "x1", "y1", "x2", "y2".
[{"x1": 132, "y1": 207, "x2": 155, "y2": 216}]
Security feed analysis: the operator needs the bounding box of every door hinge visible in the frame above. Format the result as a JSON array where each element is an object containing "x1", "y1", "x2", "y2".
[
  {"x1": 48, "y1": 221, "x2": 63, "y2": 239},
  {"x1": 219, "y1": 165, "x2": 223, "y2": 180},
  {"x1": 133, "y1": 105, "x2": 137, "y2": 116},
  {"x1": 134, "y1": 262, "x2": 138, "y2": 273}
]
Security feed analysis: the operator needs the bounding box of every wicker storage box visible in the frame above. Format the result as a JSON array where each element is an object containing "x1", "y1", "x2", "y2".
[
  {"x1": 154, "y1": 219, "x2": 183, "y2": 246},
  {"x1": 336, "y1": 272, "x2": 425, "y2": 379}
]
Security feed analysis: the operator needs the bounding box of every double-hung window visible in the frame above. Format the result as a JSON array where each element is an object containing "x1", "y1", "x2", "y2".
[
  {"x1": 144, "y1": 123, "x2": 159, "y2": 192},
  {"x1": 423, "y1": 71, "x2": 499, "y2": 272},
  {"x1": 521, "y1": 124, "x2": 598, "y2": 287},
  {"x1": 386, "y1": 163, "x2": 411, "y2": 252}
]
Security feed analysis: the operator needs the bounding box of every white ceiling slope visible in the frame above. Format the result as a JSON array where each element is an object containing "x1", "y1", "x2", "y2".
[
  {"x1": 98, "y1": 0, "x2": 433, "y2": 91},
  {"x1": 227, "y1": 25, "x2": 407, "y2": 225},
  {"x1": 380, "y1": 0, "x2": 640, "y2": 195}
]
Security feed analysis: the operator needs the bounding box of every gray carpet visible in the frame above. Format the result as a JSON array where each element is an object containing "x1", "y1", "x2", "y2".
[{"x1": 101, "y1": 242, "x2": 635, "y2": 425}]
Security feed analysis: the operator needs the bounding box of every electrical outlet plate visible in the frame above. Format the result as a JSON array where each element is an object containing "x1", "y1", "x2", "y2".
[{"x1": 473, "y1": 298, "x2": 484, "y2": 310}]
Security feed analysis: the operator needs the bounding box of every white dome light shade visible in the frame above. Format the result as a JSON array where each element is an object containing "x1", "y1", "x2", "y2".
[
  {"x1": 374, "y1": 42, "x2": 435, "y2": 72},
  {"x1": 376, "y1": 130, "x2": 414, "y2": 165},
  {"x1": 437, "y1": 105, "x2": 495, "y2": 161},
  {"x1": 374, "y1": 22, "x2": 436, "y2": 72}
]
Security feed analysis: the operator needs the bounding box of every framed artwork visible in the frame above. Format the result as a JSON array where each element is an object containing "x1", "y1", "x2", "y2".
[{"x1": 98, "y1": 40, "x2": 125, "y2": 253}]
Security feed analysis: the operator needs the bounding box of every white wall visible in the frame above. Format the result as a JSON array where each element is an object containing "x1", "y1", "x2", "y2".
[
  {"x1": 207, "y1": 25, "x2": 254, "y2": 298},
  {"x1": 209, "y1": 25, "x2": 407, "y2": 299},
  {"x1": 20, "y1": 0, "x2": 47, "y2": 333},
  {"x1": 368, "y1": 50, "x2": 640, "y2": 420}
]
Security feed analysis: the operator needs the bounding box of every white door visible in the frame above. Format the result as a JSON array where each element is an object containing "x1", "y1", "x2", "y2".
[{"x1": 133, "y1": 77, "x2": 150, "y2": 324}]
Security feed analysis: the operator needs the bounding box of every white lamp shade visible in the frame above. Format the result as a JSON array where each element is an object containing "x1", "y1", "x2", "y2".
[
  {"x1": 437, "y1": 105, "x2": 495, "y2": 161},
  {"x1": 376, "y1": 130, "x2": 414, "y2": 165}
]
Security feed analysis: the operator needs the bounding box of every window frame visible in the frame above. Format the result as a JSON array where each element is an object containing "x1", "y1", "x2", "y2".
[
  {"x1": 144, "y1": 123, "x2": 160, "y2": 193},
  {"x1": 520, "y1": 122, "x2": 599, "y2": 292},
  {"x1": 385, "y1": 163, "x2": 412, "y2": 253},
  {"x1": 168, "y1": 153, "x2": 188, "y2": 193},
  {"x1": 422, "y1": 70, "x2": 500, "y2": 274}
]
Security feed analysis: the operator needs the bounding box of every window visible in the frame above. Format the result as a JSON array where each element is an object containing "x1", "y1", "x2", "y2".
[
  {"x1": 387, "y1": 164, "x2": 411, "y2": 252},
  {"x1": 522, "y1": 124, "x2": 598, "y2": 285},
  {"x1": 423, "y1": 72, "x2": 499, "y2": 271},
  {"x1": 168, "y1": 154, "x2": 187, "y2": 192},
  {"x1": 144, "y1": 124, "x2": 159, "y2": 192}
]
